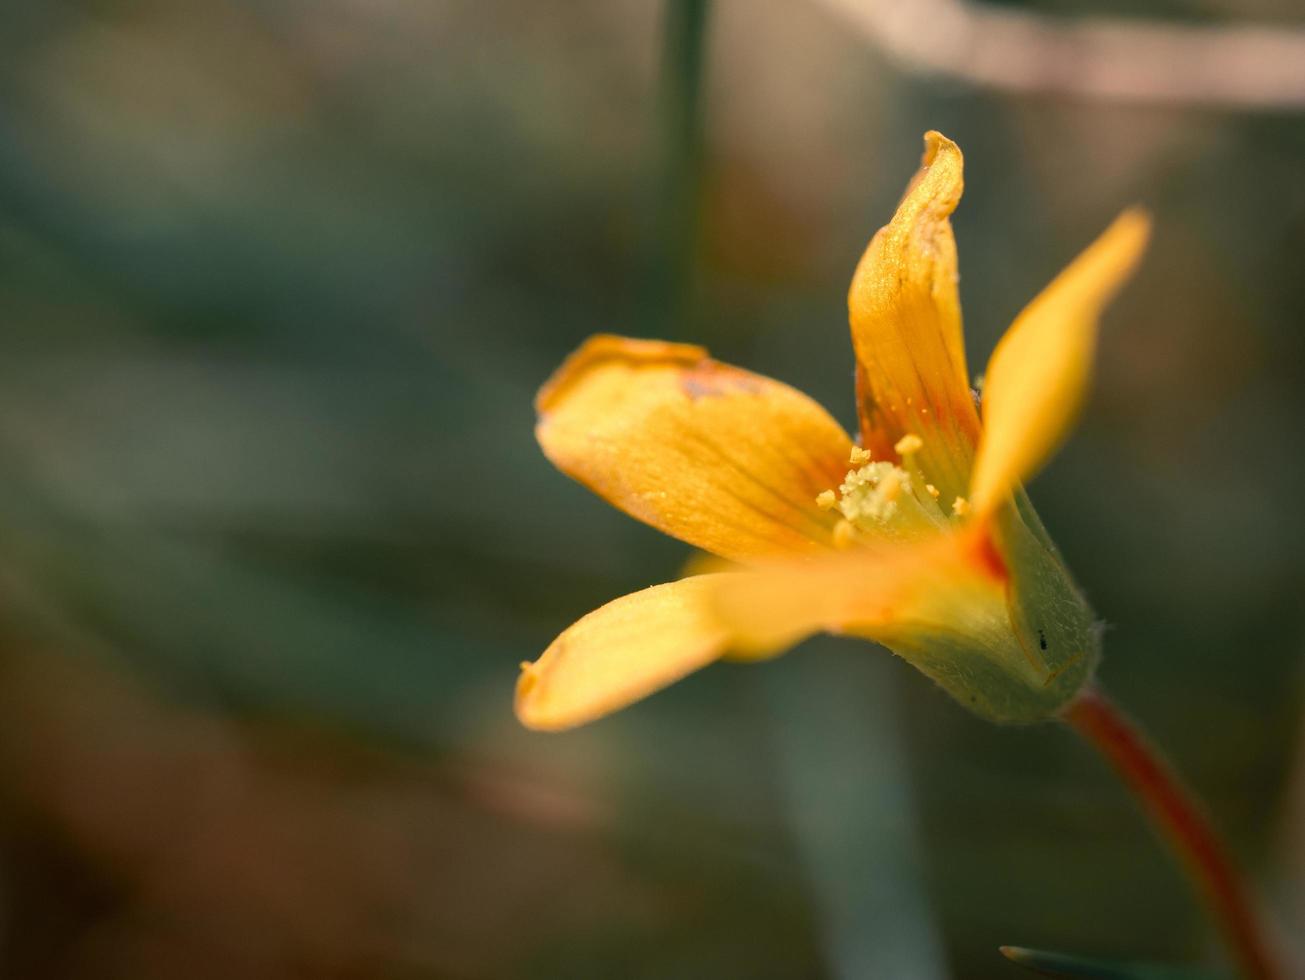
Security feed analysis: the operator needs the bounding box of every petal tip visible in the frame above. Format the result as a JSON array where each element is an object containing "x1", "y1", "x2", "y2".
[
  {"x1": 968, "y1": 206, "x2": 1153, "y2": 514},
  {"x1": 535, "y1": 334, "x2": 709, "y2": 417},
  {"x1": 514, "y1": 578, "x2": 735, "y2": 733},
  {"x1": 921, "y1": 130, "x2": 960, "y2": 165},
  {"x1": 514, "y1": 659, "x2": 566, "y2": 732},
  {"x1": 903, "y1": 131, "x2": 963, "y2": 210},
  {"x1": 1104, "y1": 205, "x2": 1153, "y2": 268}
]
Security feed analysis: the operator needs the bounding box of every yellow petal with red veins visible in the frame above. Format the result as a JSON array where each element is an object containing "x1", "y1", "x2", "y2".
[
  {"x1": 849, "y1": 132, "x2": 981, "y2": 498},
  {"x1": 515, "y1": 574, "x2": 734, "y2": 731},
  {"x1": 969, "y1": 210, "x2": 1151, "y2": 516},
  {"x1": 536, "y1": 334, "x2": 854, "y2": 562}
]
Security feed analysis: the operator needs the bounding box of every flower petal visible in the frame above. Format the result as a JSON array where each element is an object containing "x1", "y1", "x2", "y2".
[
  {"x1": 710, "y1": 529, "x2": 1003, "y2": 657},
  {"x1": 536, "y1": 334, "x2": 854, "y2": 562},
  {"x1": 710, "y1": 519, "x2": 1099, "y2": 724},
  {"x1": 968, "y1": 210, "x2": 1151, "y2": 516},
  {"x1": 515, "y1": 574, "x2": 734, "y2": 731},
  {"x1": 849, "y1": 132, "x2": 981, "y2": 497}
]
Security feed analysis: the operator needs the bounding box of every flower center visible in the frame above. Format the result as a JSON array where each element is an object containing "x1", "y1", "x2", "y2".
[{"x1": 817, "y1": 436, "x2": 968, "y2": 547}]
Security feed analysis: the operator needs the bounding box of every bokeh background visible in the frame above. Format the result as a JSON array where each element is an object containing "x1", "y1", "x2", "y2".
[{"x1": 0, "y1": 1, "x2": 1301, "y2": 977}]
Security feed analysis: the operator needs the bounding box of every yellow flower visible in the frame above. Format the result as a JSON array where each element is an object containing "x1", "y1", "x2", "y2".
[{"x1": 517, "y1": 132, "x2": 1149, "y2": 732}]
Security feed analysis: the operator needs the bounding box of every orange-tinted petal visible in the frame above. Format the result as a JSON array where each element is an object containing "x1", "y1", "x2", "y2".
[
  {"x1": 969, "y1": 210, "x2": 1151, "y2": 515},
  {"x1": 849, "y1": 132, "x2": 981, "y2": 497},
  {"x1": 515, "y1": 574, "x2": 734, "y2": 731},
  {"x1": 709, "y1": 517, "x2": 1103, "y2": 723},
  {"x1": 710, "y1": 529, "x2": 1004, "y2": 657},
  {"x1": 536, "y1": 335, "x2": 854, "y2": 562}
]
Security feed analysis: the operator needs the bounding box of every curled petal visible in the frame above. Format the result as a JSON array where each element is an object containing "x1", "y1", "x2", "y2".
[
  {"x1": 536, "y1": 335, "x2": 854, "y2": 562},
  {"x1": 515, "y1": 575, "x2": 734, "y2": 731},
  {"x1": 849, "y1": 132, "x2": 981, "y2": 497},
  {"x1": 969, "y1": 210, "x2": 1151, "y2": 516}
]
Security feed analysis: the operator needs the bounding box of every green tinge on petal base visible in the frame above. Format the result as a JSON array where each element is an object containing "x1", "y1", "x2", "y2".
[{"x1": 878, "y1": 496, "x2": 1100, "y2": 725}]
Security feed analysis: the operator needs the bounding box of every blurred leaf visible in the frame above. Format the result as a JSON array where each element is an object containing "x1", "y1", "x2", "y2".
[{"x1": 1000, "y1": 945, "x2": 1228, "y2": 979}]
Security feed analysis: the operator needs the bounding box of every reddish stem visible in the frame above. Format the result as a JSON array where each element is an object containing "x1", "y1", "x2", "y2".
[{"x1": 1062, "y1": 685, "x2": 1281, "y2": 980}]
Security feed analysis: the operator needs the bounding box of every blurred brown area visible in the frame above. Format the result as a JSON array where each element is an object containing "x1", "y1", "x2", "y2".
[
  {"x1": 0, "y1": 1, "x2": 1300, "y2": 977},
  {"x1": 0, "y1": 649, "x2": 819, "y2": 978}
]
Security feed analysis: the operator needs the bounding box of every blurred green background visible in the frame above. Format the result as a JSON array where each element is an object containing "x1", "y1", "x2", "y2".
[{"x1": 0, "y1": 1, "x2": 1301, "y2": 977}]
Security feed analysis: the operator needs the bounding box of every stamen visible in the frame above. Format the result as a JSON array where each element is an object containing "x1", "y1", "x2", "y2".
[
  {"x1": 833, "y1": 519, "x2": 857, "y2": 550},
  {"x1": 837, "y1": 460, "x2": 908, "y2": 523},
  {"x1": 894, "y1": 433, "x2": 923, "y2": 455},
  {"x1": 951, "y1": 496, "x2": 971, "y2": 516},
  {"x1": 813, "y1": 436, "x2": 954, "y2": 543}
]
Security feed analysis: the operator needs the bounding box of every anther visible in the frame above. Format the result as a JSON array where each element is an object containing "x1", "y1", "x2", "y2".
[
  {"x1": 951, "y1": 496, "x2": 971, "y2": 516},
  {"x1": 894, "y1": 433, "x2": 923, "y2": 455},
  {"x1": 849, "y1": 446, "x2": 872, "y2": 466},
  {"x1": 815, "y1": 490, "x2": 837, "y2": 511}
]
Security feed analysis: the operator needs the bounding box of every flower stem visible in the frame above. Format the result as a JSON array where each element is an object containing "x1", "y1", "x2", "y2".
[
  {"x1": 640, "y1": 0, "x2": 711, "y2": 340},
  {"x1": 1062, "y1": 685, "x2": 1282, "y2": 980}
]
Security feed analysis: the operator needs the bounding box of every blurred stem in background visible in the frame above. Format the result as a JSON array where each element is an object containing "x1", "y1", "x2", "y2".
[
  {"x1": 1064, "y1": 687, "x2": 1284, "y2": 980},
  {"x1": 762, "y1": 650, "x2": 947, "y2": 980},
  {"x1": 639, "y1": 0, "x2": 711, "y2": 340}
]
